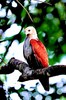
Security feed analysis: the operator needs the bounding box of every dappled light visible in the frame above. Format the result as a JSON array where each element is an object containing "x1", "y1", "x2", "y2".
[{"x1": 0, "y1": 0, "x2": 66, "y2": 99}]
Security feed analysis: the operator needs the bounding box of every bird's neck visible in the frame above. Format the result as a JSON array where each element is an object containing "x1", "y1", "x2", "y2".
[{"x1": 29, "y1": 34, "x2": 38, "y2": 40}]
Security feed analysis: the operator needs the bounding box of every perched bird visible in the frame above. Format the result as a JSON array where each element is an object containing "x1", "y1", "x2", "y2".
[{"x1": 23, "y1": 26, "x2": 49, "y2": 91}]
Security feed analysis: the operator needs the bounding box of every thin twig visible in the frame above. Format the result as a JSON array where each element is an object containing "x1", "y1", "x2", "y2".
[
  {"x1": 34, "y1": 0, "x2": 52, "y2": 6},
  {"x1": 16, "y1": 0, "x2": 33, "y2": 22},
  {"x1": 0, "y1": 40, "x2": 6, "y2": 43}
]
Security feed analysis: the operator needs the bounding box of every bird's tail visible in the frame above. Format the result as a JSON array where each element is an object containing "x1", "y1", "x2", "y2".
[{"x1": 39, "y1": 75, "x2": 49, "y2": 91}]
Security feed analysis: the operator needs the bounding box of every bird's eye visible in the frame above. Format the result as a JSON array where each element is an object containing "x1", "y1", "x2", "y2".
[{"x1": 28, "y1": 29, "x2": 30, "y2": 32}]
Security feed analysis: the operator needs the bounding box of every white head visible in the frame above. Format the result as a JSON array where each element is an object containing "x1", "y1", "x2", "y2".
[{"x1": 24, "y1": 26, "x2": 38, "y2": 40}]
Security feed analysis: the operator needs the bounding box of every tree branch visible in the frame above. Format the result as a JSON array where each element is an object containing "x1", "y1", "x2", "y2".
[
  {"x1": 0, "y1": 57, "x2": 66, "y2": 79},
  {"x1": 0, "y1": 57, "x2": 66, "y2": 90}
]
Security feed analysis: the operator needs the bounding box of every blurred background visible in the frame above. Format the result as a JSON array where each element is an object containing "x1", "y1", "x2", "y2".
[{"x1": 0, "y1": 0, "x2": 66, "y2": 99}]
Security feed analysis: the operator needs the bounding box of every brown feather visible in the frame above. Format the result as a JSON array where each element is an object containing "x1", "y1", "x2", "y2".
[{"x1": 30, "y1": 39, "x2": 49, "y2": 68}]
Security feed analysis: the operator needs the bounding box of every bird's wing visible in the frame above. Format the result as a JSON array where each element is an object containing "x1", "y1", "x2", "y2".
[{"x1": 30, "y1": 39, "x2": 49, "y2": 67}]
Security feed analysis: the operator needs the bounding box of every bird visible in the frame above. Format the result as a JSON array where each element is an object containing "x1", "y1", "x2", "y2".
[{"x1": 23, "y1": 26, "x2": 49, "y2": 91}]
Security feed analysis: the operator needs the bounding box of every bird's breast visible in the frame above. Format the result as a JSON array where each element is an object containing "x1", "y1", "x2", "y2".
[{"x1": 23, "y1": 38, "x2": 32, "y2": 59}]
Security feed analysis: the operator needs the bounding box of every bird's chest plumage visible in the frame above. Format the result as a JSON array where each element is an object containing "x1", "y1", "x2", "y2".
[
  {"x1": 23, "y1": 38, "x2": 32, "y2": 59},
  {"x1": 23, "y1": 38, "x2": 42, "y2": 69}
]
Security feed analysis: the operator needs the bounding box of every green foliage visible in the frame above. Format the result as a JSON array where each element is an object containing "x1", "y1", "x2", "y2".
[
  {"x1": 60, "y1": 96, "x2": 66, "y2": 100},
  {"x1": 0, "y1": 0, "x2": 66, "y2": 99},
  {"x1": 0, "y1": 0, "x2": 66, "y2": 65}
]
